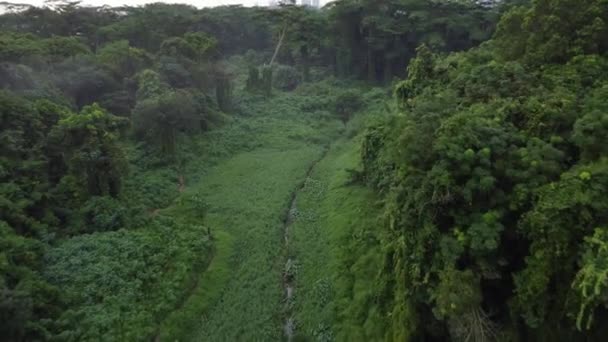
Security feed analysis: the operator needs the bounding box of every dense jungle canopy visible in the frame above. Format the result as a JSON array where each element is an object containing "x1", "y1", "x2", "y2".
[{"x1": 1, "y1": 0, "x2": 608, "y2": 341}]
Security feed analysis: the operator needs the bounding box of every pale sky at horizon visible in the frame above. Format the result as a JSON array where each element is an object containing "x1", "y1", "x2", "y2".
[{"x1": 3, "y1": 0, "x2": 335, "y2": 9}]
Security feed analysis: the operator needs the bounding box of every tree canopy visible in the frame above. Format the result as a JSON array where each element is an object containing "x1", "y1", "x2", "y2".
[
  {"x1": 361, "y1": 0, "x2": 608, "y2": 339},
  {"x1": 3, "y1": 0, "x2": 607, "y2": 340}
]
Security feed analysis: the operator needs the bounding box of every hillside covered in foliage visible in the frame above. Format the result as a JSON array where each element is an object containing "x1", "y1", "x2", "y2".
[
  {"x1": 1, "y1": 0, "x2": 607, "y2": 341},
  {"x1": 361, "y1": 0, "x2": 608, "y2": 340}
]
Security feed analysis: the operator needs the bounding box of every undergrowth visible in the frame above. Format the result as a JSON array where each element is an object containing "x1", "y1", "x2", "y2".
[
  {"x1": 286, "y1": 93, "x2": 411, "y2": 341},
  {"x1": 157, "y1": 84, "x2": 354, "y2": 340},
  {"x1": 42, "y1": 73, "x2": 382, "y2": 340}
]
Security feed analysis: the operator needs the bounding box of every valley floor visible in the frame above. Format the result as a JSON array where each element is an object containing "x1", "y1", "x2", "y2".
[{"x1": 151, "y1": 87, "x2": 389, "y2": 341}]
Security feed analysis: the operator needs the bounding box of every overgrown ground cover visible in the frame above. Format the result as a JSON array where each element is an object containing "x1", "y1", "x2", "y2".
[
  {"x1": 4, "y1": 2, "x2": 608, "y2": 341},
  {"x1": 149, "y1": 83, "x2": 353, "y2": 340},
  {"x1": 0, "y1": 3, "x2": 503, "y2": 340},
  {"x1": 276, "y1": 93, "x2": 412, "y2": 341},
  {"x1": 190, "y1": 147, "x2": 323, "y2": 340},
  {"x1": 290, "y1": 137, "x2": 386, "y2": 341},
  {"x1": 39, "y1": 79, "x2": 350, "y2": 340},
  {"x1": 40, "y1": 67, "x2": 392, "y2": 342},
  {"x1": 156, "y1": 82, "x2": 394, "y2": 341}
]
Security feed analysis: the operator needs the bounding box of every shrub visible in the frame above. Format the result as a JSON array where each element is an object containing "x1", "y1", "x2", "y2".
[{"x1": 273, "y1": 64, "x2": 301, "y2": 91}]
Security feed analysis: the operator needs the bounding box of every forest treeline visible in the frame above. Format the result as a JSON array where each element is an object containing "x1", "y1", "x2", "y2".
[
  {"x1": 0, "y1": 1, "x2": 501, "y2": 338},
  {"x1": 360, "y1": 0, "x2": 608, "y2": 340},
  {"x1": 2, "y1": 0, "x2": 605, "y2": 341}
]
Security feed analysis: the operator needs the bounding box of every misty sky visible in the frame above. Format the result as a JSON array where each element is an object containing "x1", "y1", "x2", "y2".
[{"x1": 8, "y1": 0, "x2": 334, "y2": 8}]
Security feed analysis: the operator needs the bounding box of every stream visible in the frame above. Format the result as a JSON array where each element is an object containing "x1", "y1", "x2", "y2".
[
  {"x1": 283, "y1": 192, "x2": 297, "y2": 341},
  {"x1": 281, "y1": 147, "x2": 329, "y2": 341}
]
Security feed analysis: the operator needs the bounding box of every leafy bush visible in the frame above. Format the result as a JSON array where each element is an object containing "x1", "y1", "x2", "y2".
[
  {"x1": 44, "y1": 218, "x2": 212, "y2": 341},
  {"x1": 334, "y1": 90, "x2": 362, "y2": 123},
  {"x1": 79, "y1": 196, "x2": 127, "y2": 233},
  {"x1": 360, "y1": 1, "x2": 608, "y2": 340},
  {"x1": 132, "y1": 90, "x2": 201, "y2": 154},
  {"x1": 273, "y1": 64, "x2": 301, "y2": 91}
]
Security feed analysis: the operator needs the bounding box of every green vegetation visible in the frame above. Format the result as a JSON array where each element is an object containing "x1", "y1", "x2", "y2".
[
  {"x1": 184, "y1": 82, "x2": 352, "y2": 340},
  {"x1": 157, "y1": 230, "x2": 233, "y2": 341},
  {"x1": 291, "y1": 138, "x2": 386, "y2": 341},
  {"x1": 361, "y1": 0, "x2": 608, "y2": 340},
  {"x1": 2, "y1": 0, "x2": 608, "y2": 341}
]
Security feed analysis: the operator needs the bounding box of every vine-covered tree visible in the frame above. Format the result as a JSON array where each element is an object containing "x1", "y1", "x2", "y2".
[{"x1": 360, "y1": 0, "x2": 608, "y2": 340}]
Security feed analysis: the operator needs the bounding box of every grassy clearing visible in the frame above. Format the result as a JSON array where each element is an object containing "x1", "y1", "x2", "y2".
[
  {"x1": 191, "y1": 147, "x2": 323, "y2": 340},
  {"x1": 43, "y1": 83, "x2": 345, "y2": 341},
  {"x1": 51, "y1": 78, "x2": 384, "y2": 340},
  {"x1": 289, "y1": 136, "x2": 388, "y2": 341},
  {"x1": 151, "y1": 88, "x2": 346, "y2": 340},
  {"x1": 38, "y1": 53, "x2": 392, "y2": 339},
  {"x1": 288, "y1": 89, "x2": 407, "y2": 341}
]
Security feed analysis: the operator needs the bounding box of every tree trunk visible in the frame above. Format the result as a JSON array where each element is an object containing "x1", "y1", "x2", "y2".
[{"x1": 269, "y1": 27, "x2": 287, "y2": 66}]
